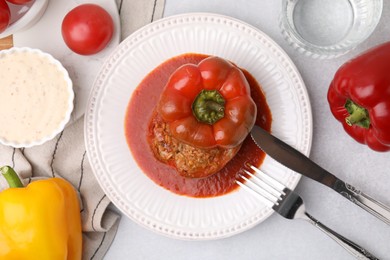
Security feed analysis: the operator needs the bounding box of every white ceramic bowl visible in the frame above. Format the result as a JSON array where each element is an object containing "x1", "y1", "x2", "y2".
[
  {"x1": 0, "y1": 0, "x2": 49, "y2": 39},
  {"x1": 0, "y1": 47, "x2": 74, "y2": 148}
]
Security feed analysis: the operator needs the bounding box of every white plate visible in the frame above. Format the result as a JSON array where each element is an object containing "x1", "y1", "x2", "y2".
[
  {"x1": 13, "y1": 0, "x2": 121, "y2": 121},
  {"x1": 85, "y1": 13, "x2": 313, "y2": 240}
]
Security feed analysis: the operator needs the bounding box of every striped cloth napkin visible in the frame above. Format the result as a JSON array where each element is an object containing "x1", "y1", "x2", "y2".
[{"x1": 0, "y1": 0, "x2": 165, "y2": 259}]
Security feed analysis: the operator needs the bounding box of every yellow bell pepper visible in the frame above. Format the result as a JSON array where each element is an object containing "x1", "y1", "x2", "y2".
[{"x1": 0, "y1": 166, "x2": 82, "y2": 260}]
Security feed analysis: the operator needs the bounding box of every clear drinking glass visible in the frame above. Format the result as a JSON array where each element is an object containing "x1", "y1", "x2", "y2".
[{"x1": 280, "y1": 0, "x2": 383, "y2": 59}]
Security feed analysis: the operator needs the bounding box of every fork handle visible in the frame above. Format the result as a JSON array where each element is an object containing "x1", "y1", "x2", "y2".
[{"x1": 304, "y1": 213, "x2": 379, "y2": 260}]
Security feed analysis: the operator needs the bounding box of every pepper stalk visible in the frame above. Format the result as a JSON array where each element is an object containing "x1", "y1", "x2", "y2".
[
  {"x1": 0, "y1": 166, "x2": 24, "y2": 188},
  {"x1": 192, "y1": 89, "x2": 226, "y2": 125},
  {"x1": 344, "y1": 99, "x2": 370, "y2": 129}
]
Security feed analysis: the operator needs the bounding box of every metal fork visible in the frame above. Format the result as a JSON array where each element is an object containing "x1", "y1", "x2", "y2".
[{"x1": 237, "y1": 165, "x2": 379, "y2": 260}]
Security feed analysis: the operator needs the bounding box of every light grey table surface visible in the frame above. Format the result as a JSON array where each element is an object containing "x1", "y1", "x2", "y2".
[{"x1": 106, "y1": 1, "x2": 390, "y2": 259}]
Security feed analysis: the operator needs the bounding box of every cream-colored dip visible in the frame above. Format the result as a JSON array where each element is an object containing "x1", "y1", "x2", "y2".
[{"x1": 0, "y1": 50, "x2": 71, "y2": 145}]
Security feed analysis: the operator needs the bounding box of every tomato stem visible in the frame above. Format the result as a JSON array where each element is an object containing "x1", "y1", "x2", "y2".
[
  {"x1": 344, "y1": 99, "x2": 370, "y2": 129},
  {"x1": 1, "y1": 166, "x2": 24, "y2": 188},
  {"x1": 192, "y1": 90, "x2": 225, "y2": 125}
]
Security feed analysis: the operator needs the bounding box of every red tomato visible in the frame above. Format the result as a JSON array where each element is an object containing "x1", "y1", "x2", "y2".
[
  {"x1": 5, "y1": 0, "x2": 32, "y2": 4},
  {"x1": 0, "y1": 0, "x2": 10, "y2": 33},
  {"x1": 61, "y1": 4, "x2": 114, "y2": 55}
]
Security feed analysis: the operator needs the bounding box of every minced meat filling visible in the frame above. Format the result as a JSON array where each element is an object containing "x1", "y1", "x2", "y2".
[{"x1": 148, "y1": 111, "x2": 241, "y2": 178}]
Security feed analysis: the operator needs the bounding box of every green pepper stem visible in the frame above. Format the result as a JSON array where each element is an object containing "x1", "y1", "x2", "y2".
[
  {"x1": 344, "y1": 99, "x2": 370, "y2": 129},
  {"x1": 204, "y1": 100, "x2": 224, "y2": 112},
  {"x1": 192, "y1": 89, "x2": 226, "y2": 125},
  {"x1": 1, "y1": 166, "x2": 24, "y2": 188}
]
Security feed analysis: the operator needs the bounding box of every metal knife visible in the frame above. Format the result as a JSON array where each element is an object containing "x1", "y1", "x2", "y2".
[{"x1": 251, "y1": 125, "x2": 390, "y2": 226}]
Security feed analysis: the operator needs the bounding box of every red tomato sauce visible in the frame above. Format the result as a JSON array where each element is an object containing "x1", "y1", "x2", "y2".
[{"x1": 124, "y1": 53, "x2": 272, "y2": 198}]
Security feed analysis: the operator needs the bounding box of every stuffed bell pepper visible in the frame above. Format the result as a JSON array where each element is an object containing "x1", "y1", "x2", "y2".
[{"x1": 148, "y1": 56, "x2": 257, "y2": 178}]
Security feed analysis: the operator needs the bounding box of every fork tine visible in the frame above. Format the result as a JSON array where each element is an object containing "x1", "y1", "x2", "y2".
[
  {"x1": 240, "y1": 174, "x2": 280, "y2": 202},
  {"x1": 237, "y1": 164, "x2": 291, "y2": 208},
  {"x1": 236, "y1": 179, "x2": 275, "y2": 208},
  {"x1": 243, "y1": 170, "x2": 282, "y2": 198},
  {"x1": 248, "y1": 165, "x2": 286, "y2": 193}
]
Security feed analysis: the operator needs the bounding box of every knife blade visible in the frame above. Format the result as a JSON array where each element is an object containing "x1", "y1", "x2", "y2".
[{"x1": 251, "y1": 125, "x2": 390, "y2": 226}]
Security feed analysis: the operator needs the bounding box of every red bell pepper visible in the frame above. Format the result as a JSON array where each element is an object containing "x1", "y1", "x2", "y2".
[
  {"x1": 327, "y1": 42, "x2": 390, "y2": 152},
  {"x1": 158, "y1": 56, "x2": 257, "y2": 149}
]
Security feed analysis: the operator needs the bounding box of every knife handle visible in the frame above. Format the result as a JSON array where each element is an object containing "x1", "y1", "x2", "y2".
[{"x1": 336, "y1": 180, "x2": 390, "y2": 226}]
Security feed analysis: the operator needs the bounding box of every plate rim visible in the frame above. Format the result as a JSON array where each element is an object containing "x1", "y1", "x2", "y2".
[{"x1": 84, "y1": 12, "x2": 313, "y2": 240}]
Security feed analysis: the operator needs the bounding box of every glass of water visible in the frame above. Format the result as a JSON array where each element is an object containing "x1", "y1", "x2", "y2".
[{"x1": 280, "y1": 0, "x2": 383, "y2": 59}]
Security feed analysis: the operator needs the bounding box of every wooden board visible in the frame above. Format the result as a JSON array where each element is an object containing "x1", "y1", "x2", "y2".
[{"x1": 0, "y1": 35, "x2": 13, "y2": 50}]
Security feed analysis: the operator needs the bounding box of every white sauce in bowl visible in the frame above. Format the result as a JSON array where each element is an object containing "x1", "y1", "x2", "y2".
[{"x1": 0, "y1": 48, "x2": 73, "y2": 147}]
